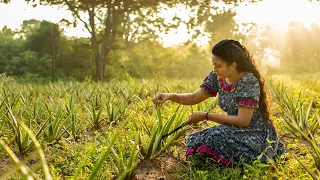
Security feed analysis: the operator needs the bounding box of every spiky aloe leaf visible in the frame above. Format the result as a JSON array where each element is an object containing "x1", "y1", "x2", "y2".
[
  {"x1": 161, "y1": 104, "x2": 182, "y2": 137},
  {"x1": 127, "y1": 133, "x2": 140, "y2": 168},
  {"x1": 150, "y1": 127, "x2": 188, "y2": 160},
  {"x1": 89, "y1": 118, "x2": 128, "y2": 180},
  {"x1": 19, "y1": 122, "x2": 52, "y2": 180},
  {"x1": 145, "y1": 125, "x2": 159, "y2": 159},
  {"x1": 293, "y1": 154, "x2": 318, "y2": 180}
]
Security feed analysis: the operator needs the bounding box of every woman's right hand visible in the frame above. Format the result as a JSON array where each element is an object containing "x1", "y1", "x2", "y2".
[{"x1": 152, "y1": 93, "x2": 172, "y2": 106}]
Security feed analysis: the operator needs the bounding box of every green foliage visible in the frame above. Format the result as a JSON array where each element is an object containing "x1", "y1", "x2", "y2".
[
  {"x1": 1, "y1": 0, "x2": 320, "y2": 80},
  {"x1": 106, "y1": 41, "x2": 213, "y2": 80},
  {"x1": 0, "y1": 26, "x2": 24, "y2": 73},
  {"x1": 0, "y1": 75, "x2": 319, "y2": 179},
  {"x1": 57, "y1": 37, "x2": 93, "y2": 80},
  {"x1": 269, "y1": 78, "x2": 320, "y2": 179},
  {"x1": 88, "y1": 119, "x2": 129, "y2": 180},
  {"x1": 0, "y1": 21, "x2": 216, "y2": 81},
  {"x1": 5, "y1": 51, "x2": 51, "y2": 77},
  {"x1": 0, "y1": 121, "x2": 51, "y2": 180},
  {"x1": 24, "y1": 20, "x2": 61, "y2": 56}
]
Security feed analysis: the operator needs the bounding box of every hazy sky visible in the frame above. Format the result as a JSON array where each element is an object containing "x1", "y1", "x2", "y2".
[{"x1": 1, "y1": 0, "x2": 320, "y2": 46}]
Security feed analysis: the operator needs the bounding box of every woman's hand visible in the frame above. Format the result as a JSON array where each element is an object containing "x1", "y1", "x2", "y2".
[
  {"x1": 152, "y1": 93, "x2": 172, "y2": 106},
  {"x1": 184, "y1": 112, "x2": 206, "y2": 125}
]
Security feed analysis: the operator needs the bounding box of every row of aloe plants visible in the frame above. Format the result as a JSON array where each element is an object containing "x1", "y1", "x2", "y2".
[
  {"x1": 269, "y1": 79, "x2": 320, "y2": 179},
  {"x1": 0, "y1": 76, "x2": 212, "y2": 178},
  {"x1": 0, "y1": 78, "x2": 139, "y2": 178},
  {"x1": 105, "y1": 95, "x2": 218, "y2": 179},
  {"x1": 1, "y1": 81, "x2": 134, "y2": 153},
  {"x1": 0, "y1": 115, "x2": 128, "y2": 180},
  {"x1": 1, "y1": 96, "x2": 217, "y2": 179}
]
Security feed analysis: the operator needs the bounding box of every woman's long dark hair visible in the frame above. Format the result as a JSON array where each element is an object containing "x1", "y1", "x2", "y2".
[{"x1": 212, "y1": 39, "x2": 271, "y2": 121}]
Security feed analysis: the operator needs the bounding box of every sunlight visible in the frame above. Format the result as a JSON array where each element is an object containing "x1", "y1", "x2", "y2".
[
  {"x1": 1, "y1": 0, "x2": 320, "y2": 46},
  {"x1": 0, "y1": 0, "x2": 71, "y2": 29},
  {"x1": 263, "y1": 48, "x2": 280, "y2": 68},
  {"x1": 236, "y1": 0, "x2": 320, "y2": 31}
]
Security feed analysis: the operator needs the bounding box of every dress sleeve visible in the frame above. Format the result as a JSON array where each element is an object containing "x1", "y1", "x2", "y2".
[
  {"x1": 200, "y1": 71, "x2": 220, "y2": 97},
  {"x1": 234, "y1": 74, "x2": 260, "y2": 109}
]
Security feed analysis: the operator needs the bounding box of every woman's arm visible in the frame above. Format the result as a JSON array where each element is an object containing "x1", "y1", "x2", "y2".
[
  {"x1": 169, "y1": 89, "x2": 210, "y2": 105},
  {"x1": 208, "y1": 107, "x2": 254, "y2": 127},
  {"x1": 152, "y1": 89, "x2": 210, "y2": 106},
  {"x1": 185, "y1": 106, "x2": 254, "y2": 128}
]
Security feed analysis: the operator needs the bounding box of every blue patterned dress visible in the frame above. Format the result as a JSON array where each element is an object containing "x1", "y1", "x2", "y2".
[{"x1": 185, "y1": 71, "x2": 285, "y2": 167}]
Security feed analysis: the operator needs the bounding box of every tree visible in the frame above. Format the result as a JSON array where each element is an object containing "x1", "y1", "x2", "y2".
[
  {"x1": 0, "y1": 26, "x2": 24, "y2": 73},
  {"x1": 24, "y1": 0, "x2": 181, "y2": 81},
  {"x1": 19, "y1": 19, "x2": 42, "y2": 39},
  {"x1": 1, "y1": 0, "x2": 260, "y2": 81},
  {"x1": 57, "y1": 37, "x2": 93, "y2": 80},
  {"x1": 5, "y1": 51, "x2": 51, "y2": 77},
  {"x1": 281, "y1": 22, "x2": 320, "y2": 73},
  {"x1": 24, "y1": 20, "x2": 61, "y2": 56},
  {"x1": 20, "y1": 20, "x2": 62, "y2": 80}
]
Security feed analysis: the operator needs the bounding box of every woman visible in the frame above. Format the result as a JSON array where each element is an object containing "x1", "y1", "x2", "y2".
[{"x1": 152, "y1": 39, "x2": 285, "y2": 167}]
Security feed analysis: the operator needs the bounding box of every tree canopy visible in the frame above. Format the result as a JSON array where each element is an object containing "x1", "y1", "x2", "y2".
[
  {"x1": 0, "y1": 0, "x2": 319, "y2": 80},
  {"x1": 1, "y1": 0, "x2": 260, "y2": 81}
]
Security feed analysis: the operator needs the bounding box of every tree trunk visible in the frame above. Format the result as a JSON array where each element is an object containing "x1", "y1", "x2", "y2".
[
  {"x1": 88, "y1": 4, "x2": 113, "y2": 81},
  {"x1": 88, "y1": 8, "x2": 102, "y2": 81},
  {"x1": 98, "y1": 55, "x2": 105, "y2": 81}
]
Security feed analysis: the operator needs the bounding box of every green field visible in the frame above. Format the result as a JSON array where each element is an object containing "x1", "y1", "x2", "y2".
[{"x1": 0, "y1": 74, "x2": 319, "y2": 180}]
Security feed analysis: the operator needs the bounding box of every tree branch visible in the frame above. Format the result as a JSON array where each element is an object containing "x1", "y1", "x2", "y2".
[
  {"x1": 94, "y1": 6, "x2": 104, "y2": 23},
  {"x1": 128, "y1": 26, "x2": 140, "y2": 43},
  {"x1": 100, "y1": 1, "x2": 113, "y2": 58},
  {"x1": 62, "y1": 0, "x2": 92, "y2": 34}
]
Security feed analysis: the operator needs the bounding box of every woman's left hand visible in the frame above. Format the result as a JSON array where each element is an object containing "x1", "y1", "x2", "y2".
[{"x1": 184, "y1": 112, "x2": 206, "y2": 125}]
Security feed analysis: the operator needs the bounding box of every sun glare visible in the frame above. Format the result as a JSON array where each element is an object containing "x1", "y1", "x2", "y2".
[
  {"x1": 263, "y1": 48, "x2": 280, "y2": 68},
  {"x1": 1, "y1": 0, "x2": 320, "y2": 46},
  {"x1": 236, "y1": 0, "x2": 320, "y2": 31}
]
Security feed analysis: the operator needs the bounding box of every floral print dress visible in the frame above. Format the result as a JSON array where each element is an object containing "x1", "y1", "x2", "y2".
[{"x1": 185, "y1": 71, "x2": 285, "y2": 167}]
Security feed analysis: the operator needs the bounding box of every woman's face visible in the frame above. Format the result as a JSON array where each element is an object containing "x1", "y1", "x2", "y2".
[{"x1": 212, "y1": 54, "x2": 233, "y2": 80}]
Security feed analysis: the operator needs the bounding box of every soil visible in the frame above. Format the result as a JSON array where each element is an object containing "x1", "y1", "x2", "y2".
[
  {"x1": 134, "y1": 127, "x2": 203, "y2": 180},
  {"x1": 134, "y1": 153, "x2": 186, "y2": 180},
  {"x1": 0, "y1": 155, "x2": 12, "y2": 175},
  {"x1": 0, "y1": 153, "x2": 26, "y2": 176}
]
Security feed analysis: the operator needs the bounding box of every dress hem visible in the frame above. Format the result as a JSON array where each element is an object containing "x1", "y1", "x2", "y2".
[{"x1": 186, "y1": 145, "x2": 233, "y2": 168}]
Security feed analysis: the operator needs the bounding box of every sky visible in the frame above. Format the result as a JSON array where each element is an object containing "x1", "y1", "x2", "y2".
[
  {"x1": 1, "y1": 0, "x2": 320, "y2": 46},
  {"x1": 235, "y1": 0, "x2": 320, "y2": 30}
]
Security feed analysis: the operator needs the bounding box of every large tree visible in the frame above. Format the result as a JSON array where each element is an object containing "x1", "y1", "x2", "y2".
[
  {"x1": 1, "y1": 0, "x2": 259, "y2": 81},
  {"x1": 30, "y1": 0, "x2": 180, "y2": 81}
]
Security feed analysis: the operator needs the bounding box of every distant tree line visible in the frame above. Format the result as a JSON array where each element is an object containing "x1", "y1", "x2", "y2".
[
  {"x1": 0, "y1": 0, "x2": 319, "y2": 81},
  {"x1": 0, "y1": 0, "x2": 254, "y2": 81},
  {"x1": 0, "y1": 19, "x2": 217, "y2": 81},
  {"x1": 245, "y1": 22, "x2": 320, "y2": 74}
]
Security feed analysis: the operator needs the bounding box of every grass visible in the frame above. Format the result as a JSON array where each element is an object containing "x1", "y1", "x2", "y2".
[{"x1": 0, "y1": 74, "x2": 319, "y2": 179}]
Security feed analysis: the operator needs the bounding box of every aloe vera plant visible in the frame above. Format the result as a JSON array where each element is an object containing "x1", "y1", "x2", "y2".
[
  {"x1": 269, "y1": 80, "x2": 320, "y2": 177},
  {"x1": 109, "y1": 132, "x2": 140, "y2": 180},
  {"x1": 139, "y1": 105, "x2": 189, "y2": 160},
  {"x1": 5, "y1": 106, "x2": 47, "y2": 154},
  {"x1": 105, "y1": 91, "x2": 129, "y2": 124},
  {"x1": 44, "y1": 99, "x2": 70, "y2": 143},
  {"x1": 88, "y1": 118, "x2": 129, "y2": 180},
  {"x1": 0, "y1": 121, "x2": 52, "y2": 180},
  {"x1": 86, "y1": 102, "x2": 105, "y2": 130}
]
